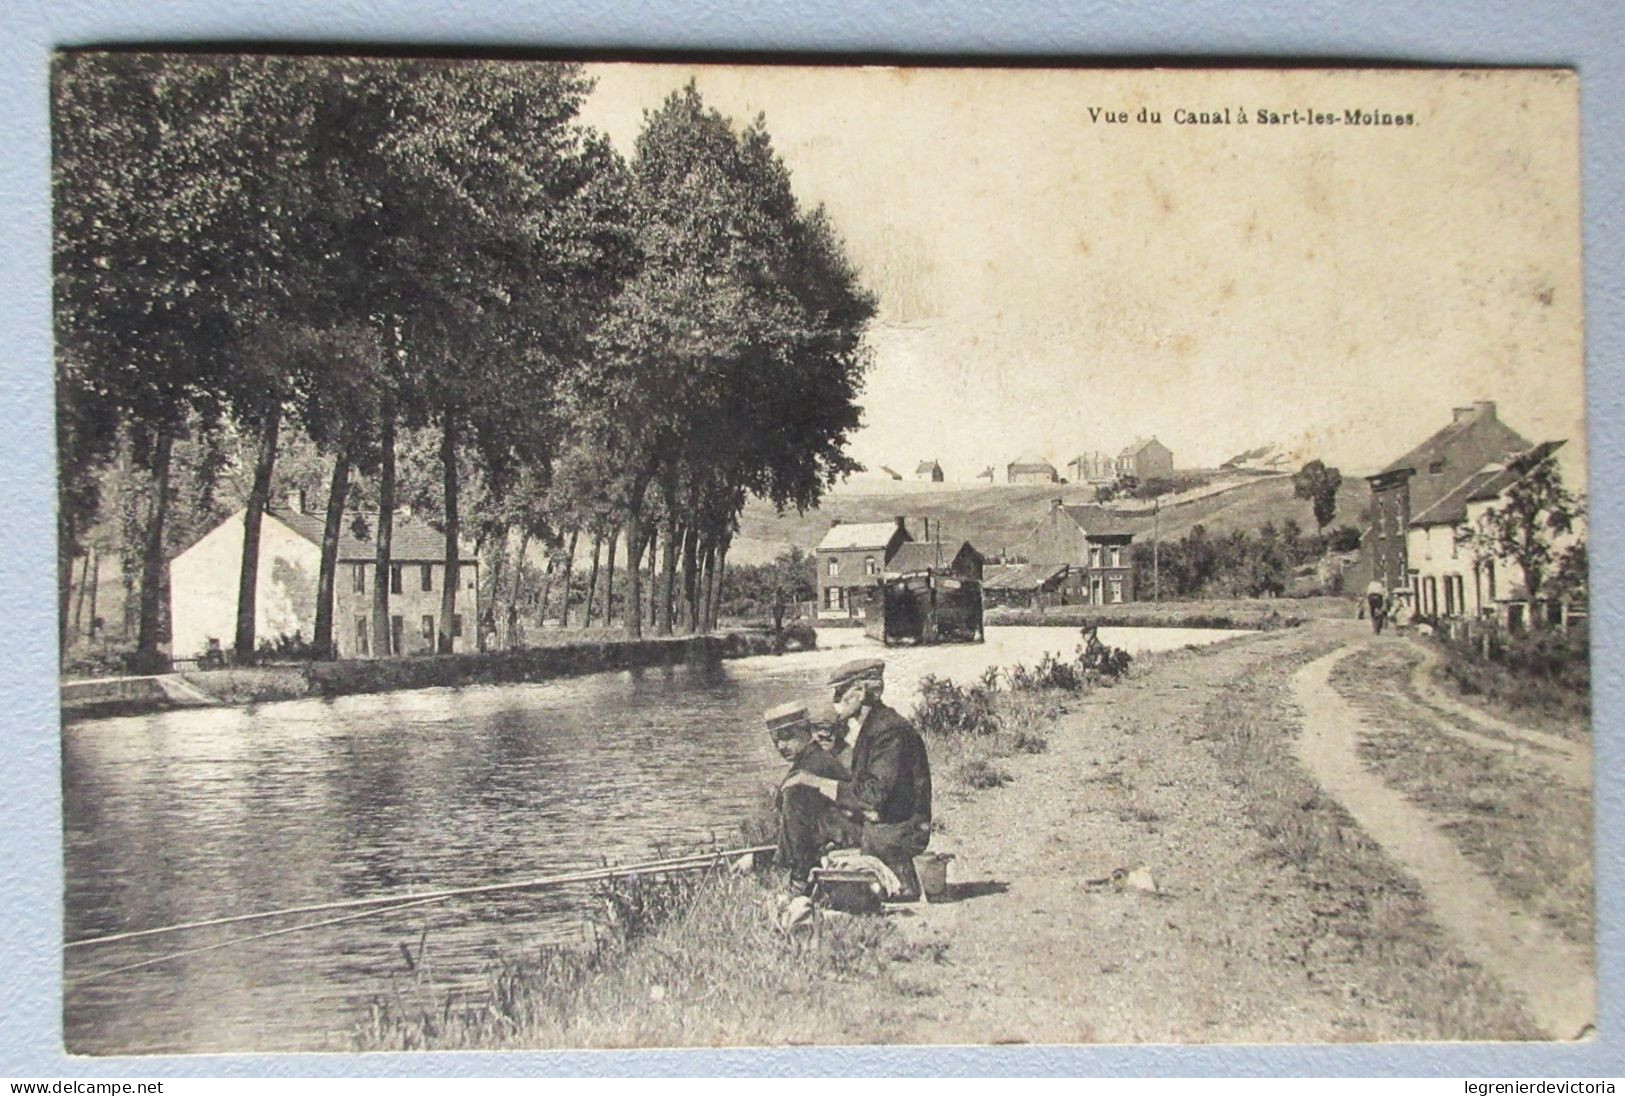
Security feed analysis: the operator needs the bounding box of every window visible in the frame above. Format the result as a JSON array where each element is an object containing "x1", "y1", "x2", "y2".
[
  {"x1": 421, "y1": 615, "x2": 435, "y2": 641},
  {"x1": 865, "y1": 556, "x2": 877, "y2": 576},
  {"x1": 390, "y1": 564, "x2": 403, "y2": 595},
  {"x1": 390, "y1": 615, "x2": 404, "y2": 656},
  {"x1": 420, "y1": 564, "x2": 433, "y2": 592},
  {"x1": 825, "y1": 587, "x2": 842, "y2": 609},
  {"x1": 354, "y1": 616, "x2": 369, "y2": 657},
  {"x1": 827, "y1": 557, "x2": 840, "y2": 577},
  {"x1": 1109, "y1": 546, "x2": 1122, "y2": 568},
  {"x1": 352, "y1": 564, "x2": 367, "y2": 594},
  {"x1": 452, "y1": 613, "x2": 463, "y2": 638},
  {"x1": 1089, "y1": 545, "x2": 1102, "y2": 568},
  {"x1": 1109, "y1": 578, "x2": 1124, "y2": 603}
]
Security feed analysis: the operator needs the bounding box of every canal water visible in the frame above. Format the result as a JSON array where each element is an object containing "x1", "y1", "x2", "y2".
[{"x1": 63, "y1": 625, "x2": 1240, "y2": 1054}]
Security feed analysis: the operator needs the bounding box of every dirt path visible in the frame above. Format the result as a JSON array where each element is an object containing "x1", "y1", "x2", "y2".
[
  {"x1": 1292, "y1": 644, "x2": 1594, "y2": 1039},
  {"x1": 854, "y1": 623, "x2": 1540, "y2": 1043}
]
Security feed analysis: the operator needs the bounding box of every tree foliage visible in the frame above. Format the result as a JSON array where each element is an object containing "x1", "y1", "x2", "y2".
[
  {"x1": 1457, "y1": 449, "x2": 1584, "y2": 603},
  {"x1": 1292, "y1": 459, "x2": 1343, "y2": 530}
]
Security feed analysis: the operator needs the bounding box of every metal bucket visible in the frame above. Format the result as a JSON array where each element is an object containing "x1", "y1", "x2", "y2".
[{"x1": 914, "y1": 853, "x2": 952, "y2": 902}]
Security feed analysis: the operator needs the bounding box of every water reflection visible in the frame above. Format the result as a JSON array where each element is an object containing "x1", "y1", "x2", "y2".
[{"x1": 62, "y1": 625, "x2": 1238, "y2": 1054}]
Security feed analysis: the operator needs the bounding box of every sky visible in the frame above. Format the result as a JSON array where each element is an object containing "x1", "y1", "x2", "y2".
[{"x1": 577, "y1": 65, "x2": 1585, "y2": 484}]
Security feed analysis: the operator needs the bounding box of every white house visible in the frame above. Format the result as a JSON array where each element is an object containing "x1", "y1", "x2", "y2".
[
  {"x1": 1405, "y1": 440, "x2": 1581, "y2": 622},
  {"x1": 170, "y1": 494, "x2": 480, "y2": 661}
]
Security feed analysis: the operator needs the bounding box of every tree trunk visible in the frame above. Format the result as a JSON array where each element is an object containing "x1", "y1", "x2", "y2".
[
  {"x1": 537, "y1": 552, "x2": 555, "y2": 636},
  {"x1": 371, "y1": 396, "x2": 397, "y2": 657},
  {"x1": 511, "y1": 529, "x2": 532, "y2": 644},
  {"x1": 437, "y1": 417, "x2": 460, "y2": 654},
  {"x1": 70, "y1": 548, "x2": 92, "y2": 641},
  {"x1": 681, "y1": 524, "x2": 699, "y2": 633},
  {"x1": 58, "y1": 513, "x2": 78, "y2": 656},
  {"x1": 583, "y1": 533, "x2": 602, "y2": 628},
  {"x1": 557, "y1": 528, "x2": 578, "y2": 629},
  {"x1": 85, "y1": 548, "x2": 100, "y2": 639},
  {"x1": 313, "y1": 448, "x2": 351, "y2": 660},
  {"x1": 135, "y1": 430, "x2": 175, "y2": 671},
  {"x1": 658, "y1": 513, "x2": 679, "y2": 637},
  {"x1": 603, "y1": 526, "x2": 618, "y2": 627},
  {"x1": 710, "y1": 540, "x2": 730, "y2": 631},
  {"x1": 623, "y1": 497, "x2": 645, "y2": 640},
  {"x1": 640, "y1": 523, "x2": 653, "y2": 627},
  {"x1": 234, "y1": 404, "x2": 282, "y2": 662},
  {"x1": 485, "y1": 524, "x2": 509, "y2": 650}
]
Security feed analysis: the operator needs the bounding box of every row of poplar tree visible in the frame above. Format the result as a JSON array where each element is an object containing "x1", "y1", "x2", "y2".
[{"x1": 54, "y1": 54, "x2": 875, "y2": 667}]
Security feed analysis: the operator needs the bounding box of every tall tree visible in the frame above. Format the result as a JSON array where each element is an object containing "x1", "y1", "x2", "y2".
[{"x1": 1293, "y1": 460, "x2": 1344, "y2": 531}]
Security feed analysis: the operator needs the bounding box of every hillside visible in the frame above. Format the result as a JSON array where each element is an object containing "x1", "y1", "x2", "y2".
[{"x1": 731, "y1": 475, "x2": 1370, "y2": 563}]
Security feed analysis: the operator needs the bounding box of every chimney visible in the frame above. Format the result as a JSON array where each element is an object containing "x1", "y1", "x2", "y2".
[
  {"x1": 1052, "y1": 498, "x2": 1064, "y2": 511},
  {"x1": 285, "y1": 489, "x2": 306, "y2": 514},
  {"x1": 1452, "y1": 400, "x2": 1496, "y2": 424},
  {"x1": 894, "y1": 515, "x2": 908, "y2": 535}
]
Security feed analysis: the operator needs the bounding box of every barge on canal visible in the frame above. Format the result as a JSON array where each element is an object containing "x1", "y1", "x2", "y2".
[{"x1": 861, "y1": 539, "x2": 986, "y2": 645}]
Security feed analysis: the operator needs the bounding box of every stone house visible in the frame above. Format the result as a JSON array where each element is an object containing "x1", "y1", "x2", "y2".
[
  {"x1": 914, "y1": 460, "x2": 945, "y2": 482},
  {"x1": 169, "y1": 494, "x2": 481, "y2": 661},
  {"x1": 1067, "y1": 451, "x2": 1117, "y2": 484},
  {"x1": 1116, "y1": 437, "x2": 1174, "y2": 481}
]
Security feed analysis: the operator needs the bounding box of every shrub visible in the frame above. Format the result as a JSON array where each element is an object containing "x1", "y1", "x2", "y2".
[
  {"x1": 912, "y1": 673, "x2": 1002, "y2": 737},
  {"x1": 955, "y1": 759, "x2": 1012, "y2": 789}
]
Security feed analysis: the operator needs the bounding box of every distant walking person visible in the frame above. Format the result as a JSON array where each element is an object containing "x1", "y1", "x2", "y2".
[{"x1": 1366, "y1": 579, "x2": 1387, "y2": 634}]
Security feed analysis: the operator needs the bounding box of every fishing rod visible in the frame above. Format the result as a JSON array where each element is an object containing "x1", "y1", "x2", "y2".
[
  {"x1": 65, "y1": 843, "x2": 775, "y2": 951},
  {"x1": 68, "y1": 895, "x2": 447, "y2": 985}
]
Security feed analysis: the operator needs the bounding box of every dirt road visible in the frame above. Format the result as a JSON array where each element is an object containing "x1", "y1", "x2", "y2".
[{"x1": 858, "y1": 620, "x2": 1589, "y2": 1043}]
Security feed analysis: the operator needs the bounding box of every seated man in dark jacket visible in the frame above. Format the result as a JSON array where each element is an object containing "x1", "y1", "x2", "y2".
[{"x1": 778, "y1": 658, "x2": 932, "y2": 899}]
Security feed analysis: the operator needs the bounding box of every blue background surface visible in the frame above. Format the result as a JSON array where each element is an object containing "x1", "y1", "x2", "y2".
[{"x1": 3, "y1": 0, "x2": 1621, "y2": 1077}]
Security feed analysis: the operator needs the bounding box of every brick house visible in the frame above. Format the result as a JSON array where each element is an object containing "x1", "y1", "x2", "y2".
[
  {"x1": 170, "y1": 494, "x2": 481, "y2": 661},
  {"x1": 813, "y1": 517, "x2": 912, "y2": 620},
  {"x1": 1024, "y1": 500, "x2": 1138, "y2": 605},
  {"x1": 1116, "y1": 437, "x2": 1174, "y2": 481},
  {"x1": 1363, "y1": 401, "x2": 1530, "y2": 593}
]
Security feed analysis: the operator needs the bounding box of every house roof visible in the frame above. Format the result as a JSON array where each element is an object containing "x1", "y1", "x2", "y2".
[
  {"x1": 983, "y1": 562, "x2": 1069, "y2": 591},
  {"x1": 885, "y1": 540, "x2": 978, "y2": 575},
  {"x1": 271, "y1": 507, "x2": 478, "y2": 563},
  {"x1": 1408, "y1": 441, "x2": 1566, "y2": 527},
  {"x1": 1380, "y1": 406, "x2": 1530, "y2": 477},
  {"x1": 915, "y1": 460, "x2": 941, "y2": 474},
  {"x1": 1059, "y1": 504, "x2": 1138, "y2": 538},
  {"x1": 815, "y1": 521, "x2": 905, "y2": 552},
  {"x1": 1007, "y1": 457, "x2": 1056, "y2": 471}
]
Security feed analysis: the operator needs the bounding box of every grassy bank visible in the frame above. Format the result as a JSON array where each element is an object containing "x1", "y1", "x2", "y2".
[
  {"x1": 354, "y1": 867, "x2": 948, "y2": 1050},
  {"x1": 1200, "y1": 638, "x2": 1539, "y2": 1039},
  {"x1": 175, "y1": 630, "x2": 795, "y2": 707},
  {"x1": 985, "y1": 595, "x2": 1351, "y2": 631},
  {"x1": 1428, "y1": 623, "x2": 1590, "y2": 732}
]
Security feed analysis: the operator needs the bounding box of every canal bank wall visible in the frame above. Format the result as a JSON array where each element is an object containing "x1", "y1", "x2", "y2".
[{"x1": 63, "y1": 630, "x2": 799, "y2": 718}]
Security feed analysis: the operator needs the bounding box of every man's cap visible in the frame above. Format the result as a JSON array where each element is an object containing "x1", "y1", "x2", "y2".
[
  {"x1": 764, "y1": 701, "x2": 812, "y2": 735},
  {"x1": 828, "y1": 657, "x2": 886, "y2": 690}
]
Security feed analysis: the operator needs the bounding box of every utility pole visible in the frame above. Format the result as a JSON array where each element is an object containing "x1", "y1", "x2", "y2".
[{"x1": 1152, "y1": 496, "x2": 1160, "y2": 603}]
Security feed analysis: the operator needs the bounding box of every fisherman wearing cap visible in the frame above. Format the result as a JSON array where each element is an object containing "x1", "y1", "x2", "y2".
[
  {"x1": 765, "y1": 701, "x2": 850, "y2": 782},
  {"x1": 778, "y1": 657, "x2": 933, "y2": 899}
]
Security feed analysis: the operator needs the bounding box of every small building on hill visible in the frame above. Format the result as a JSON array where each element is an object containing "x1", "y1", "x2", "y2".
[
  {"x1": 1007, "y1": 454, "x2": 1058, "y2": 485},
  {"x1": 1025, "y1": 500, "x2": 1138, "y2": 605},
  {"x1": 914, "y1": 459, "x2": 945, "y2": 483},
  {"x1": 1067, "y1": 451, "x2": 1118, "y2": 484},
  {"x1": 169, "y1": 494, "x2": 481, "y2": 662},
  {"x1": 1116, "y1": 437, "x2": 1174, "y2": 481},
  {"x1": 813, "y1": 517, "x2": 913, "y2": 620}
]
